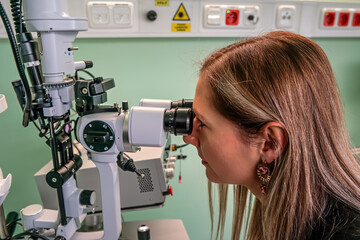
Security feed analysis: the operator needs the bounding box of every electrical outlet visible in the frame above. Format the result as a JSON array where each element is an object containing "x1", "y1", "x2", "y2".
[
  {"x1": 276, "y1": 5, "x2": 296, "y2": 28},
  {"x1": 353, "y1": 12, "x2": 360, "y2": 26},
  {"x1": 243, "y1": 6, "x2": 259, "y2": 27},
  {"x1": 113, "y1": 3, "x2": 133, "y2": 27},
  {"x1": 323, "y1": 10, "x2": 336, "y2": 27},
  {"x1": 88, "y1": 3, "x2": 110, "y2": 27},
  {"x1": 338, "y1": 11, "x2": 350, "y2": 26},
  {"x1": 225, "y1": 9, "x2": 239, "y2": 25}
]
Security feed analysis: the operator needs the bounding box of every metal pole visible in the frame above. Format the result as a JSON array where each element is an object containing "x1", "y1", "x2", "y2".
[{"x1": 49, "y1": 117, "x2": 67, "y2": 226}]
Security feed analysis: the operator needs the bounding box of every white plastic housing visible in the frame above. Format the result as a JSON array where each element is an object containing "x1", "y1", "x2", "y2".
[
  {"x1": 128, "y1": 106, "x2": 167, "y2": 147},
  {"x1": 139, "y1": 99, "x2": 172, "y2": 109},
  {"x1": 0, "y1": 168, "x2": 11, "y2": 206},
  {"x1": 0, "y1": 95, "x2": 7, "y2": 114}
]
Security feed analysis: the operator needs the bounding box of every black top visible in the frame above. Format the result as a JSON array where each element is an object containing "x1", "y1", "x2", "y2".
[{"x1": 308, "y1": 203, "x2": 360, "y2": 239}]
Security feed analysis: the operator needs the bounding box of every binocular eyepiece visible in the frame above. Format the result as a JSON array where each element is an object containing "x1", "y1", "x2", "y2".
[
  {"x1": 139, "y1": 98, "x2": 194, "y2": 136},
  {"x1": 164, "y1": 107, "x2": 194, "y2": 136}
]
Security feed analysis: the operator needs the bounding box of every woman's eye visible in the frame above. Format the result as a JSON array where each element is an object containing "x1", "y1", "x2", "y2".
[{"x1": 198, "y1": 118, "x2": 205, "y2": 127}]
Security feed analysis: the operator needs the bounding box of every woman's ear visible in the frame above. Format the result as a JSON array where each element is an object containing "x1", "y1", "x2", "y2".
[{"x1": 259, "y1": 122, "x2": 288, "y2": 163}]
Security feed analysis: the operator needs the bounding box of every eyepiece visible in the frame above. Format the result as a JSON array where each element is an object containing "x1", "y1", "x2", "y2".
[
  {"x1": 164, "y1": 108, "x2": 193, "y2": 136},
  {"x1": 171, "y1": 99, "x2": 193, "y2": 109}
]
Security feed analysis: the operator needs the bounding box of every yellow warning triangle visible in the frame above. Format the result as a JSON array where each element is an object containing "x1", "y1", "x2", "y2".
[{"x1": 173, "y1": 3, "x2": 190, "y2": 21}]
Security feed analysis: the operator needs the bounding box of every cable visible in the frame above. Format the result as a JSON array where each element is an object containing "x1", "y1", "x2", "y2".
[
  {"x1": 5, "y1": 218, "x2": 21, "y2": 228},
  {"x1": 5, "y1": 212, "x2": 20, "y2": 238},
  {"x1": 33, "y1": 121, "x2": 50, "y2": 140},
  {"x1": 1, "y1": 0, "x2": 32, "y2": 127},
  {"x1": 75, "y1": 69, "x2": 95, "y2": 80},
  {"x1": 9, "y1": 0, "x2": 32, "y2": 126},
  {"x1": 10, "y1": 229, "x2": 49, "y2": 240},
  {"x1": 72, "y1": 142, "x2": 82, "y2": 157},
  {"x1": 165, "y1": 143, "x2": 189, "y2": 151},
  {"x1": 19, "y1": 0, "x2": 23, "y2": 39},
  {"x1": 10, "y1": 0, "x2": 27, "y2": 34},
  {"x1": 70, "y1": 107, "x2": 78, "y2": 118}
]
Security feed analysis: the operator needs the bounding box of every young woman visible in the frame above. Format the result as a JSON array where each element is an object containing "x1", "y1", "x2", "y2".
[{"x1": 183, "y1": 31, "x2": 360, "y2": 239}]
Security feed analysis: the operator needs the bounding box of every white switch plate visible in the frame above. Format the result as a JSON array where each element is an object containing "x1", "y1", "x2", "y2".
[
  {"x1": 207, "y1": 7, "x2": 221, "y2": 25},
  {"x1": 87, "y1": 1, "x2": 133, "y2": 29}
]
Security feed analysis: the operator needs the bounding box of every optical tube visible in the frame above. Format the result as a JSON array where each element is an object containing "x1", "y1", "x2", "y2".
[
  {"x1": 164, "y1": 107, "x2": 193, "y2": 136},
  {"x1": 171, "y1": 99, "x2": 193, "y2": 109}
]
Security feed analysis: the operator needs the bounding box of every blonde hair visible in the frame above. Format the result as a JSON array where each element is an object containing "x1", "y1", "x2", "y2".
[{"x1": 202, "y1": 31, "x2": 360, "y2": 239}]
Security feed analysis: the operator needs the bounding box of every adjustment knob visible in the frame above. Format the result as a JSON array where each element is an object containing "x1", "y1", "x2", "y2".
[
  {"x1": 84, "y1": 60, "x2": 93, "y2": 69},
  {"x1": 83, "y1": 121, "x2": 115, "y2": 152},
  {"x1": 147, "y1": 10, "x2": 157, "y2": 21},
  {"x1": 54, "y1": 236, "x2": 66, "y2": 240},
  {"x1": 80, "y1": 190, "x2": 96, "y2": 205},
  {"x1": 122, "y1": 101, "x2": 129, "y2": 111},
  {"x1": 164, "y1": 168, "x2": 174, "y2": 179},
  {"x1": 137, "y1": 224, "x2": 150, "y2": 240}
]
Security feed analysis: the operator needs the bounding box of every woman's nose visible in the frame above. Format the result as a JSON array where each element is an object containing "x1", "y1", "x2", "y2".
[
  {"x1": 183, "y1": 134, "x2": 199, "y2": 148},
  {"x1": 183, "y1": 134, "x2": 192, "y2": 144},
  {"x1": 183, "y1": 119, "x2": 200, "y2": 147}
]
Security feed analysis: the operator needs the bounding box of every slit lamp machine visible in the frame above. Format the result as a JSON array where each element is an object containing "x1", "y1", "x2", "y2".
[{"x1": 0, "y1": 0, "x2": 194, "y2": 239}]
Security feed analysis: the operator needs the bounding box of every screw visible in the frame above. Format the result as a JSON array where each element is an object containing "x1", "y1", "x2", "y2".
[{"x1": 81, "y1": 88, "x2": 88, "y2": 95}]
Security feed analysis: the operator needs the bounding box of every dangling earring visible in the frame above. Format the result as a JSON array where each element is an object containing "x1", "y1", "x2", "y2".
[{"x1": 257, "y1": 159, "x2": 272, "y2": 194}]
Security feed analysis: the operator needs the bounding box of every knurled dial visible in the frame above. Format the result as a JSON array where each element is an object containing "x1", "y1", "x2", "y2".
[{"x1": 83, "y1": 120, "x2": 115, "y2": 152}]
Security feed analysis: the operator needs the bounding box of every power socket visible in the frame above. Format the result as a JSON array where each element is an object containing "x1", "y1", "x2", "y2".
[
  {"x1": 243, "y1": 6, "x2": 259, "y2": 27},
  {"x1": 276, "y1": 5, "x2": 296, "y2": 28},
  {"x1": 88, "y1": 3, "x2": 110, "y2": 26},
  {"x1": 87, "y1": 2, "x2": 134, "y2": 29}
]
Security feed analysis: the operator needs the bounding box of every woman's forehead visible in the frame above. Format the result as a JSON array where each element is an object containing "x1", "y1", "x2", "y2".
[{"x1": 193, "y1": 75, "x2": 217, "y2": 119}]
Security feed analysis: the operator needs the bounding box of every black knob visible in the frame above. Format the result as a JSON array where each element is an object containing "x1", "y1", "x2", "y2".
[
  {"x1": 84, "y1": 61, "x2": 93, "y2": 69},
  {"x1": 46, "y1": 155, "x2": 83, "y2": 188},
  {"x1": 122, "y1": 101, "x2": 129, "y2": 111},
  {"x1": 93, "y1": 77, "x2": 103, "y2": 84},
  {"x1": 83, "y1": 121, "x2": 115, "y2": 152},
  {"x1": 137, "y1": 225, "x2": 150, "y2": 240},
  {"x1": 80, "y1": 190, "x2": 96, "y2": 205},
  {"x1": 54, "y1": 236, "x2": 66, "y2": 240},
  {"x1": 46, "y1": 171, "x2": 64, "y2": 188},
  {"x1": 147, "y1": 10, "x2": 157, "y2": 21}
]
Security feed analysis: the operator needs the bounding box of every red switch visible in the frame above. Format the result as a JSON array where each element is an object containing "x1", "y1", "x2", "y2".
[
  {"x1": 338, "y1": 12, "x2": 350, "y2": 26},
  {"x1": 168, "y1": 186, "x2": 173, "y2": 196},
  {"x1": 323, "y1": 12, "x2": 336, "y2": 26},
  {"x1": 226, "y1": 9, "x2": 239, "y2": 25},
  {"x1": 352, "y1": 12, "x2": 360, "y2": 26}
]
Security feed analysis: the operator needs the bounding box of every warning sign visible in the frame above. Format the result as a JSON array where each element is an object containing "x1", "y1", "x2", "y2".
[
  {"x1": 173, "y1": 3, "x2": 190, "y2": 21},
  {"x1": 171, "y1": 23, "x2": 191, "y2": 32}
]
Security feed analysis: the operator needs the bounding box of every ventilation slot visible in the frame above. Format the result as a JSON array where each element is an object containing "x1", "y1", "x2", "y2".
[{"x1": 137, "y1": 168, "x2": 154, "y2": 193}]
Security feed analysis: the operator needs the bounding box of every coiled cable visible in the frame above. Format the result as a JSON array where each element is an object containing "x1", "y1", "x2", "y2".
[
  {"x1": 10, "y1": 0, "x2": 27, "y2": 34},
  {"x1": 0, "y1": 0, "x2": 32, "y2": 126}
]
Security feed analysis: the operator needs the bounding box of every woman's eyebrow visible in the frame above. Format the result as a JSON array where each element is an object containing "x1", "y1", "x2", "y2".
[{"x1": 193, "y1": 108, "x2": 207, "y2": 122}]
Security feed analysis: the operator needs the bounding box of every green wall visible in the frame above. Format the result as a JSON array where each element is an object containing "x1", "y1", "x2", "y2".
[{"x1": 0, "y1": 36, "x2": 360, "y2": 239}]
